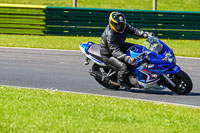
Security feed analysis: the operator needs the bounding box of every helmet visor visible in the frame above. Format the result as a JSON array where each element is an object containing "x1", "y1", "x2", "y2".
[
  {"x1": 111, "y1": 21, "x2": 126, "y2": 32},
  {"x1": 116, "y1": 22, "x2": 126, "y2": 32}
]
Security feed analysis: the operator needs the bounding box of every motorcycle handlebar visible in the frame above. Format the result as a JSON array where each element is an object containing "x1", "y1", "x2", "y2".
[
  {"x1": 137, "y1": 52, "x2": 146, "y2": 60},
  {"x1": 135, "y1": 52, "x2": 150, "y2": 67}
]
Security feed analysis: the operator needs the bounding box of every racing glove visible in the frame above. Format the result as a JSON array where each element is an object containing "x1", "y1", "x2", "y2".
[
  {"x1": 125, "y1": 56, "x2": 137, "y2": 65},
  {"x1": 143, "y1": 32, "x2": 155, "y2": 38}
]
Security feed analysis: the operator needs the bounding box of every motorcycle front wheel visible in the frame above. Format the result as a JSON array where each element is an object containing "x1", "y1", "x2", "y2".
[
  {"x1": 92, "y1": 63, "x2": 120, "y2": 90},
  {"x1": 166, "y1": 70, "x2": 193, "y2": 95}
]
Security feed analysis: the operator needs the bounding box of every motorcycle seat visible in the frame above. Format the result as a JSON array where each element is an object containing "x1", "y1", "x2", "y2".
[{"x1": 88, "y1": 44, "x2": 104, "y2": 62}]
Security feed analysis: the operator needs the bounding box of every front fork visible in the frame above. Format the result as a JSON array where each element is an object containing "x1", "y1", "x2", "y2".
[
  {"x1": 162, "y1": 74, "x2": 176, "y2": 87},
  {"x1": 162, "y1": 65, "x2": 180, "y2": 88}
]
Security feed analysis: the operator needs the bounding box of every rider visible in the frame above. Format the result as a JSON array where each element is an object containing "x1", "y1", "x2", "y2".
[{"x1": 100, "y1": 12, "x2": 154, "y2": 89}]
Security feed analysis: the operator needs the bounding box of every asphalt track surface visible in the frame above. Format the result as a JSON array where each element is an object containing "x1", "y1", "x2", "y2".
[{"x1": 0, "y1": 47, "x2": 200, "y2": 107}]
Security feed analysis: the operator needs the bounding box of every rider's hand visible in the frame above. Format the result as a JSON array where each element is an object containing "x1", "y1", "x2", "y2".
[
  {"x1": 144, "y1": 32, "x2": 155, "y2": 38},
  {"x1": 125, "y1": 56, "x2": 137, "y2": 65}
]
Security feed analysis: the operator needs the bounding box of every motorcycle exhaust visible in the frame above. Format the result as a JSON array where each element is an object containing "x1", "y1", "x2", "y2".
[
  {"x1": 89, "y1": 69, "x2": 110, "y2": 83},
  {"x1": 89, "y1": 69, "x2": 120, "y2": 86}
]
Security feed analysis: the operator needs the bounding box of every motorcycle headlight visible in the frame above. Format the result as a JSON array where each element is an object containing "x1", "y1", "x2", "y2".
[{"x1": 162, "y1": 51, "x2": 175, "y2": 64}]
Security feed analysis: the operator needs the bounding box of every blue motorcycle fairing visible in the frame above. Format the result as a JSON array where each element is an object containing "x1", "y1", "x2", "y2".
[
  {"x1": 80, "y1": 42, "x2": 94, "y2": 55},
  {"x1": 129, "y1": 39, "x2": 180, "y2": 84},
  {"x1": 126, "y1": 44, "x2": 145, "y2": 58},
  {"x1": 132, "y1": 66, "x2": 161, "y2": 83},
  {"x1": 159, "y1": 40, "x2": 176, "y2": 64},
  {"x1": 132, "y1": 63, "x2": 180, "y2": 83},
  {"x1": 163, "y1": 65, "x2": 180, "y2": 74},
  {"x1": 79, "y1": 42, "x2": 105, "y2": 65},
  {"x1": 145, "y1": 44, "x2": 180, "y2": 74}
]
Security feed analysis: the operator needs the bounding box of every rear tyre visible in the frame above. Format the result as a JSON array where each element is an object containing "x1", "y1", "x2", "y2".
[
  {"x1": 92, "y1": 63, "x2": 120, "y2": 90},
  {"x1": 166, "y1": 70, "x2": 193, "y2": 95}
]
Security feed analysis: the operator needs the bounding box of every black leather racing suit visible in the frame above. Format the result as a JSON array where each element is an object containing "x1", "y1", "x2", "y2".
[{"x1": 100, "y1": 24, "x2": 149, "y2": 84}]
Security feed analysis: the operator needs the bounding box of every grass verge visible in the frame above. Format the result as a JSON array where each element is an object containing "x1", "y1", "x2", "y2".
[
  {"x1": 0, "y1": 34, "x2": 200, "y2": 57},
  {"x1": 0, "y1": 85, "x2": 200, "y2": 132}
]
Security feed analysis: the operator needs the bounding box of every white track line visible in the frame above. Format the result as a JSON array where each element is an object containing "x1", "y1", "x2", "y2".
[{"x1": 59, "y1": 90, "x2": 200, "y2": 109}]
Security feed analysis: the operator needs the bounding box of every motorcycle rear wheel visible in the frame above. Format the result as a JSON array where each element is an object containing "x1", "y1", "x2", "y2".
[
  {"x1": 92, "y1": 63, "x2": 120, "y2": 90},
  {"x1": 167, "y1": 70, "x2": 193, "y2": 95}
]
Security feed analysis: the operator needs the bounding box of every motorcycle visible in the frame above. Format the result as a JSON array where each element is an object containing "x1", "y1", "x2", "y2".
[{"x1": 79, "y1": 36, "x2": 193, "y2": 95}]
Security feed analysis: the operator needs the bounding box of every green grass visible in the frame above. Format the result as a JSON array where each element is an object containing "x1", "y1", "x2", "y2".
[
  {"x1": 0, "y1": 85, "x2": 200, "y2": 133},
  {"x1": 1, "y1": 0, "x2": 200, "y2": 11},
  {"x1": 0, "y1": 34, "x2": 200, "y2": 57}
]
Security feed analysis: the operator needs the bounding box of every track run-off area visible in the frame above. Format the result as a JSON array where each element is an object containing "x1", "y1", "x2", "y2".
[{"x1": 0, "y1": 47, "x2": 200, "y2": 107}]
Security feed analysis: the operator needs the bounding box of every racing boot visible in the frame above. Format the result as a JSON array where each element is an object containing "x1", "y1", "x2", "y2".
[
  {"x1": 118, "y1": 72, "x2": 131, "y2": 90},
  {"x1": 120, "y1": 82, "x2": 131, "y2": 90}
]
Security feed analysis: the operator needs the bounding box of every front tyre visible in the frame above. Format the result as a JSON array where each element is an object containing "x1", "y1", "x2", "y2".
[
  {"x1": 92, "y1": 63, "x2": 120, "y2": 90},
  {"x1": 167, "y1": 70, "x2": 193, "y2": 95}
]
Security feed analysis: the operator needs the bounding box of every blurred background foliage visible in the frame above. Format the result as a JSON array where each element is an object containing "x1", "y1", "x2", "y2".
[{"x1": 0, "y1": 0, "x2": 200, "y2": 11}]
